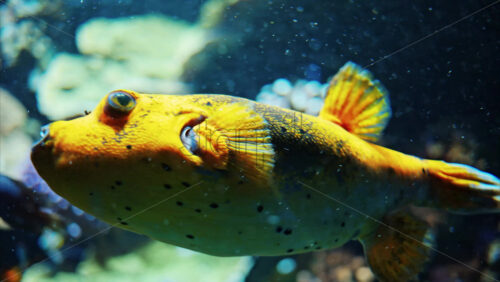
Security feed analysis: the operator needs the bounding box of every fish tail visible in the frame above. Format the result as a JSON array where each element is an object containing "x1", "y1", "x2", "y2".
[{"x1": 424, "y1": 159, "x2": 500, "y2": 214}]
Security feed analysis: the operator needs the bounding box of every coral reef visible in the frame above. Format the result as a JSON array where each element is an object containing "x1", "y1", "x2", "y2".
[
  {"x1": 22, "y1": 241, "x2": 252, "y2": 282},
  {"x1": 33, "y1": 14, "x2": 212, "y2": 120},
  {"x1": 256, "y1": 78, "x2": 327, "y2": 115},
  {"x1": 0, "y1": 87, "x2": 36, "y2": 179},
  {"x1": 0, "y1": 0, "x2": 59, "y2": 68}
]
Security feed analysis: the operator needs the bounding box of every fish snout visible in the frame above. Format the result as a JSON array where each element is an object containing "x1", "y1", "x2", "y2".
[
  {"x1": 31, "y1": 124, "x2": 54, "y2": 168},
  {"x1": 34, "y1": 124, "x2": 51, "y2": 146}
]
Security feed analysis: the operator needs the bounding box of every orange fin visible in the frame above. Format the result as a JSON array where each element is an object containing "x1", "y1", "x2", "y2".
[
  {"x1": 319, "y1": 62, "x2": 391, "y2": 142},
  {"x1": 424, "y1": 160, "x2": 500, "y2": 213},
  {"x1": 360, "y1": 211, "x2": 434, "y2": 282},
  {"x1": 195, "y1": 102, "x2": 275, "y2": 184}
]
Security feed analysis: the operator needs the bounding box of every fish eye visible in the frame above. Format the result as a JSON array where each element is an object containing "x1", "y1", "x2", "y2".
[
  {"x1": 181, "y1": 126, "x2": 199, "y2": 155},
  {"x1": 107, "y1": 91, "x2": 136, "y2": 114}
]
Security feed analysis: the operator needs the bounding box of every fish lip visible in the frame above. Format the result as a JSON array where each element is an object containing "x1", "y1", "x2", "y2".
[
  {"x1": 31, "y1": 124, "x2": 54, "y2": 170},
  {"x1": 34, "y1": 124, "x2": 51, "y2": 147}
]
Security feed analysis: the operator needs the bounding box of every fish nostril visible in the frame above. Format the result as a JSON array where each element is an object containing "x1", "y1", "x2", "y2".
[
  {"x1": 34, "y1": 124, "x2": 51, "y2": 146},
  {"x1": 40, "y1": 125, "x2": 50, "y2": 139}
]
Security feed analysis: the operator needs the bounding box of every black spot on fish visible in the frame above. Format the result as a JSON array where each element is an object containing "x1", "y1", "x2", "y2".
[
  {"x1": 126, "y1": 145, "x2": 132, "y2": 150},
  {"x1": 284, "y1": 228, "x2": 292, "y2": 235},
  {"x1": 315, "y1": 246, "x2": 321, "y2": 250},
  {"x1": 238, "y1": 231, "x2": 243, "y2": 235},
  {"x1": 306, "y1": 193, "x2": 311, "y2": 199},
  {"x1": 120, "y1": 221, "x2": 128, "y2": 225},
  {"x1": 387, "y1": 167, "x2": 396, "y2": 176},
  {"x1": 176, "y1": 201, "x2": 183, "y2": 206},
  {"x1": 257, "y1": 205, "x2": 264, "y2": 213},
  {"x1": 276, "y1": 226, "x2": 283, "y2": 233},
  {"x1": 125, "y1": 206, "x2": 132, "y2": 211},
  {"x1": 115, "y1": 180, "x2": 122, "y2": 186},
  {"x1": 110, "y1": 185, "x2": 116, "y2": 190},
  {"x1": 117, "y1": 217, "x2": 122, "y2": 221},
  {"x1": 89, "y1": 192, "x2": 94, "y2": 196},
  {"x1": 186, "y1": 234, "x2": 194, "y2": 239},
  {"x1": 304, "y1": 246, "x2": 310, "y2": 250},
  {"x1": 334, "y1": 238, "x2": 339, "y2": 242},
  {"x1": 238, "y1": 180, "x2": 244, "y2": 185},
  {"x1": 344, "y1": 211, "x2": 350, "y2": 216},
  {"x1": 164, "y1": 184, "x2": 172, "y2": 189},
  {"x1": 182, "y1": 182, "x2": 190, "y2": 187},
  {"x1": 161, "y1": 163, "x2": 171, "y2": 171},
  {"x1": 280, "y1": 126, "x2": 287, "y2": 133},
  {"x1": 341, "y1": 222, "x2": 345, "y2": 227},
  {"x1": 195, "y1": 208, "x2": 202, "y2": 213},
  {"x1": 210, "y1": 203, "x2": 219, "y2": 209},
  {"x1": 299, "y1": 129, "x2": 306, "y2": 134},
  {"x1": 94, "y1": 162, "x2": 100, "y2": 168},
  {"x1": 422, "y1": 168, "x2": 427, "y2": 174},
  {"x1": 286, "y1": 249, "x2": 294, "y2": 253},
  {"x1": 206, "y1": 102, "x2": 212, "y2": 106}
]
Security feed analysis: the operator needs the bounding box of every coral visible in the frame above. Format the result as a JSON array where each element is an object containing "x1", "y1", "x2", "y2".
[
  {"x1": 33, "y1": 14, "x2": 212, "y2": 120},
  {"x1": 310, "y1": 247, "x2": 374, "y2": 282},
  {"x1": 76, "y1": 15, "x2": 209, "y2": 79},
  {"x1": 22, "y1": 241, "x2": 252, "y2": 282},
  {"x1": 0, "y1": 88, "x2": 34, "y2": 179},
  {"x1": 0, "y1": 0, "x2": 59, "y2": 68},
  {"x1": 256, "y1": 78, "x2": 327, "y2": 115}
]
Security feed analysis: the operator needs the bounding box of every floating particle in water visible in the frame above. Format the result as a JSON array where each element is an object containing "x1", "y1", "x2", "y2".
[
  {"x1": 67, "y1": 222, "x2": 82, "y2": 238},
  {"x1": 305, "y1": 64, "x2": 321, "y2": 81},
  {"x1": 308, "y1": 38, "x2": 322, "y2": 51},
  {"x1": 267, "y1": 215, "x2": 281, "y2": 225},
  {"x1": 276, "y1": 258, "x2": 297, "y2": 274}
]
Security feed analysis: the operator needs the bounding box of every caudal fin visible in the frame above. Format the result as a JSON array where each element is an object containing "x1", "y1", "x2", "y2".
[{"x1": 424, "y1": 160, "x2": 500, "y2": 214}]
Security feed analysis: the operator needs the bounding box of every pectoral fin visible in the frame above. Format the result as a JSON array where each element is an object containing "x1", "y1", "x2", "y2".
[
  {"x1": 194, "y1": 102, "x2": 275, "y2": 185},
  {"x1": 359, "y1": 211, "x2": 434, "y2": 282}
]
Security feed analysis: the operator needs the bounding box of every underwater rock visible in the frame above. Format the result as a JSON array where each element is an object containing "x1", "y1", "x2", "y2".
[{"x1": 33, "y1": 14, "x2": 212, "y2": 120}]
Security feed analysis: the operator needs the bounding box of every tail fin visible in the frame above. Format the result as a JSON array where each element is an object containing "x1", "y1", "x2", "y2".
[{"x1": 424, "y1": 160, "x2": 500, "y2": 214}]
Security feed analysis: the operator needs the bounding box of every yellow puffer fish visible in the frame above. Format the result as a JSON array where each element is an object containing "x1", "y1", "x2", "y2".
[{"x1": 31, "y1": 62, "x2": 499, "y2": 281}]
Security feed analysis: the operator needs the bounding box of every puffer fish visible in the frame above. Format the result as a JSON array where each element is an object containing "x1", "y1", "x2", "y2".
[{"x1": 31, "y1": 62, "x2": 499, "y2": 281}]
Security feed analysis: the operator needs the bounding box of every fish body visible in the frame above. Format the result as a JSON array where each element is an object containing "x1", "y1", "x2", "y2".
[{"x1": 31, "y1": 62, "x2": 500, "y2": 281}]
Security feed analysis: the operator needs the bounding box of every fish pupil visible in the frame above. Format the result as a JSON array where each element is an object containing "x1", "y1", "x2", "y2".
[{"x1": 116, "y1": 93, "x2": 131, "y2": 107}]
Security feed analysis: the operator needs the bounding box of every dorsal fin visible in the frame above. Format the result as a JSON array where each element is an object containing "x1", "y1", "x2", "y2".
[{"x1": 319, "y1": 62, "x2": 391, "y2": 142}]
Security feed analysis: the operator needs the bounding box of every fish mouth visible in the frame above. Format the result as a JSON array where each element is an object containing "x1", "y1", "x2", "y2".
[{"x1": 31, "y1": 124, "x2": 55, "y2": 173}]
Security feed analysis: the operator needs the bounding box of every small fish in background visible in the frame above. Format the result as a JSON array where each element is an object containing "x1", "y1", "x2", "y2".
[{"x1": 31, "y1": 62, "x2": 499, "y2": 281}]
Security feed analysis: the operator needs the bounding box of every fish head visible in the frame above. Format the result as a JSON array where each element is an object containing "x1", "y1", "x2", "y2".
[{"x1": 30, "y1": 90, "x2": 230, "y2": 220}]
